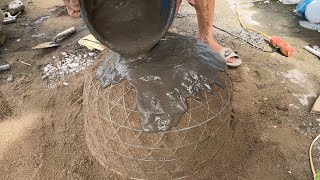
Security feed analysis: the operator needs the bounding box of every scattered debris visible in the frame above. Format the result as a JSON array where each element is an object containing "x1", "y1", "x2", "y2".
[
  {"x1": 214, "y1": 26, "x2": 270, "y2": 52},
  {"x1": 293, "y1": 93, "x2": 317, "y2": 106},
  {"x1": 8, "y1": 0, "x2": 25, "y2": 15},
  {"x1": 311, "y1": 96, "x2": 320, "y2": 114},
  {"x1": 42, "y1": 51, "x2": 98, "y2": 85},
  {"x1": 0, "y1": 64, "x2": 10, "y2": 72},
  {"x1": 20, "y1": 61, "x2": 32, "y2": 66},
  {"x1": 32, "y1": 27, "x2": 76, "y2": 49},
  {"x1": 78, "y1": 34, "x2": 107, "y2": 51},
  {"x1": 31, "y1": 33, "x2": 46, "y2": 38},
  {"x1": 235, "y1": 29, "x2": 266, "y2": 49},
  {"x1": 304, "y1": 46, "x2": 320, "y2": 58},
  {"x1": 31, "y1": 15, "x2": 51, "y2": 26}
]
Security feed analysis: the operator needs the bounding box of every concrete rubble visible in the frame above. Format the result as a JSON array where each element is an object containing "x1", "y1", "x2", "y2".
[
  {"x1": 42, "y1": 51, "x2": 98, "y2": 85},
  {"x1": 8, "y1": 0, "x2": 25, "y2": 15}
]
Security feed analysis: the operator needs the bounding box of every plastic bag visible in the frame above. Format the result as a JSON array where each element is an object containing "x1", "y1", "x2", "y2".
[{"x1": 296, "y1": 0, "x2": 313, "y2": 18}]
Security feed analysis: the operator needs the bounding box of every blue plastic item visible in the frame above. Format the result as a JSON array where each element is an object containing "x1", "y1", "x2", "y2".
[{"x1": 296, "y1": 0, "x2": 313, "y2": 18}]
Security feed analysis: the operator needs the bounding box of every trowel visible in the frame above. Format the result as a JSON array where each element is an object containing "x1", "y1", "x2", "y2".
[{"x1": 32, "y1": 27, "x2": 76, "y2": 49}]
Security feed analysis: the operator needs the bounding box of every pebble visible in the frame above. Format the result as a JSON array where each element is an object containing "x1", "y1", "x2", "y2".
[
  {"x1": 7, "y1": 75, "x2": 13, "y2": 82},
  {"x1": 67, "y1": 63, "x2": 80, "y2": 69},
  {"x1": 61, "y1": 52, "x2": 68, "y2": 57},
  {"x1": 276, "y1": 102, "x2": 289, "y2": 111}
]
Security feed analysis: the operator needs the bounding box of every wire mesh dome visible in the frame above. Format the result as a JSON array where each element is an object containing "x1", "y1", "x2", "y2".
[{"x1": 83, "y1": 61, "x2": 233, "y2": 179}]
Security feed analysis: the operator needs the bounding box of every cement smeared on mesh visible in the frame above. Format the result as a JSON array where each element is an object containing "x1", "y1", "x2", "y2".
[{"x1": 97, "y1": 33, "x2": 227, "y2": 132}]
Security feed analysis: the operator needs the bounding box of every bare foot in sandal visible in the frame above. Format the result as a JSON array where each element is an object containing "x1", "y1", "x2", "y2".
[
  {"x1": 63, "y1": 0, "x2": 80, "y2": 17},
  {"x1": 177, "y1": 0, "x2": 242, "y2": 68}
]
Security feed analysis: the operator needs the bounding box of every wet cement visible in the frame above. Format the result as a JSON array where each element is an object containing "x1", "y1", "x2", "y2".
[
  {"x1": 82, "y1": 0, "x2": 175, "y2": 55},
  {"x1": 97, "y1": 33, "x2": 227, "y2": 132}
]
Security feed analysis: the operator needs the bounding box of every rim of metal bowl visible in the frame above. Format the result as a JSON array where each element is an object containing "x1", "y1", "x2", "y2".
[{"x1": 80, "y1": 0, "x2": 177, "y2": 55}]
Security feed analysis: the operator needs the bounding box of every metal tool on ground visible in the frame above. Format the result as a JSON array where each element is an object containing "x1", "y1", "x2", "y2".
[
  {"x1": 236, "y1": 1, "x2": 294, "y2": 57},
  {"x1": 3, "y1": 12, "x2": 20, "y2": 24},
  {"x1": 32, "y1": 27, "x2": 76, "y2": 49},
  {"x1": 0, "y1": 64, "x2": 11, "y2": 72}
]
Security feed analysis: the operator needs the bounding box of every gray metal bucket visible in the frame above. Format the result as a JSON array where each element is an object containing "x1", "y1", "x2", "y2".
[{"x1": 80, "y1": 0, "x2": 176, "y2": 55}]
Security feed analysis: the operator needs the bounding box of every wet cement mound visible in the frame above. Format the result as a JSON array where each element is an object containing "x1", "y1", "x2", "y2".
[
  {"x1": 96, "y1": 33, "x2": 227, "y2": 132},
  {"x1": 83, "y1": 33, "x2": 233, "y2": 179}
]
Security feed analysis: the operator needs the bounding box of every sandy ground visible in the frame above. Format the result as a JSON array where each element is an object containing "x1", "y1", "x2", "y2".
[{"x1": 0, "y1": 0, "x2": 319, "y2": 179}]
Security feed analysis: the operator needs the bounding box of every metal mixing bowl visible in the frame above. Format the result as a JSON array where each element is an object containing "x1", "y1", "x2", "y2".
[{"x1": 80, "y1": 0, "x2": 176, "y2": 55}]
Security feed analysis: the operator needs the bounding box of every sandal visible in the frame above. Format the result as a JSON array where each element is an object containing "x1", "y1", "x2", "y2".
[{"x1": 219, "y1": 48, "x2": 242, "y2": 68}]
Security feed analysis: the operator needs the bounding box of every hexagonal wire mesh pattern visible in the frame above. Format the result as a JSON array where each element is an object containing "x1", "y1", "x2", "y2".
[{"x1": 83, "y1": 67, "x2": 232, "y2": 179}]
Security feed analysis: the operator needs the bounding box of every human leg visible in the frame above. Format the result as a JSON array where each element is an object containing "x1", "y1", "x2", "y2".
[{"x1": 192, "y1": 0, "x2": 240, "y2": 66}]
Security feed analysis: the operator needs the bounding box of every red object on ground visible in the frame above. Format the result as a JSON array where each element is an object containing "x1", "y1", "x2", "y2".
[{"x1": 270, "y1": 36, "x2": 294, "y2": 57}]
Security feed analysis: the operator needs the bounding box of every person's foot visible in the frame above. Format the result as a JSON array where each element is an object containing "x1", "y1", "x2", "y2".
[
  {"x1": 176, "y1": 0, "x2": 237, "y2": 64},
  {"x1": 201, "y1": 37, "x2": 238, "y2": 64},
  {"x1": 63, "y1": 0, "x2": 80, "y2": 17}
]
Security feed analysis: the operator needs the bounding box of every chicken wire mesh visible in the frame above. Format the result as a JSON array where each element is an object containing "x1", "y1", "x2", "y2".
[{"x1": 83, "y1": 65, "x2": 233, "y2": 179}]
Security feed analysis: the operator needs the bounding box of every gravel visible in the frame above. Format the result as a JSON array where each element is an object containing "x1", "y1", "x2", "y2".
[{"x1": 42, "y1": 51, "x2": 98, "y2": 85}]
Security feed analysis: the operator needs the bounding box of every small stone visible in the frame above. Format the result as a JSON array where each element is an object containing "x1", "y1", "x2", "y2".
[
  {"x1": 56, "y1": 61, "x2": 62, "y2": 68},
  {"x1": 64, "y1": 58, "x2": 74, "y2": 64},
  {"x1": 67, "y1": 63, "x2": 80, "y2": 69},
  {"x1": 9, "y1": 0, "x2": 25, "y2": 15},
  {"x1": 17, "y1": 39, "x2": 21, "y2": 42},
  {"x1": 63, "y1": 82, "x2": 69, "y2": 86},
  {"x1": 7, "y1": 75, "x2": 13, "y2": 82},
  {"x1": 61, "y1": 52, "x2": 68, "y2": 57},
  {"x1": 276, "y1": 103, "x2": 288, "y2": 111},
  {"x1": 53, "y1": 56, "x2": 56, "y2": 59},
  {"x1": 88, "y1": 53, "x2": 95, "y2": 57},
  {"x1": 263, "y1": 98, "x2": 268, "y2": 101},
  {"x1": 44, "y1": 66, "x2": 50, "y2": 73}
]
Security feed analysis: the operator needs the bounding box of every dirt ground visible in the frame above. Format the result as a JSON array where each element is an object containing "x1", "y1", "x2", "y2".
[{"x1": 0, "y1": 0, "x2": 319, "y2": 179}]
